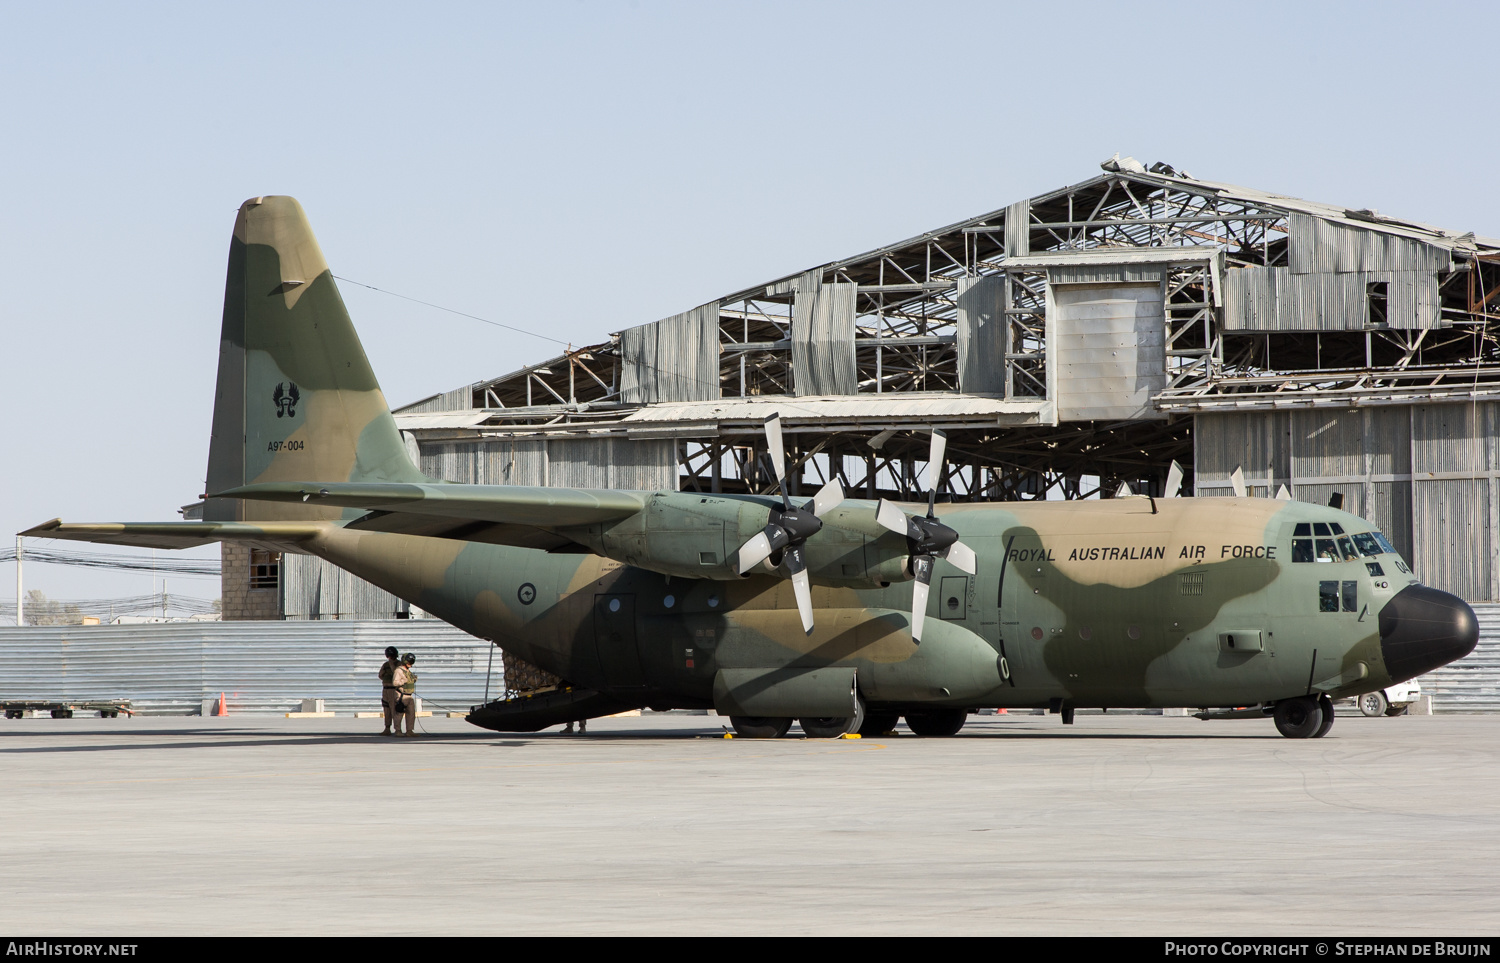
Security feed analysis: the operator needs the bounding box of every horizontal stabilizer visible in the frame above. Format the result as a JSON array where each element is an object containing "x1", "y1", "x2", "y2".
[
  {"x1": 212, "y1": 482, "x2": 646, "y2": 529},
  {"x1": 20, "y1": 519, "x2": 327, "y2": 550}
]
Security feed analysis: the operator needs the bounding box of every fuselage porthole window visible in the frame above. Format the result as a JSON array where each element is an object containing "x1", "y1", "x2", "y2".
[{"x1": 1319, "y1": 580, "x2": 1339, "y2": 612}]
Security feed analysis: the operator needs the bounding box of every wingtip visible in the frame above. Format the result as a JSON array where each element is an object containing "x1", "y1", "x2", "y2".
[{"x1": 18, "y1": 518, "x2": 62, "y2": 537}]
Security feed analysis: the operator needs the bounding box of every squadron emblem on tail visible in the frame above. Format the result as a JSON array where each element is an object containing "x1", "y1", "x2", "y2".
[{"x1": 272, "y1": 381, "x2": 300, "y2": 418}]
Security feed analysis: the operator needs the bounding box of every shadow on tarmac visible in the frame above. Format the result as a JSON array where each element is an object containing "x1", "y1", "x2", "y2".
[{"x1": 0, "y1": 719, "x2": 1293, "y2": 753}]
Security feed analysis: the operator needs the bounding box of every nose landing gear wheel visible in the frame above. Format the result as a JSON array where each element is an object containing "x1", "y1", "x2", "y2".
[
  {"x1": 729, "y1": 716, "x2": 793, "y2": 739},
  {"x1": 1273, "y1": 697, "x2": 1324, "y2": 738}
]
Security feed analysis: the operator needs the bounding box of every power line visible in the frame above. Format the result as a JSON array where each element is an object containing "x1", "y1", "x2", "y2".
[
  {"x1": 334, "y1": 275, "x2": 849, "y2": 422},
  {"x1": 1, "y1": 547, "x2": 220, "y2": 577},
  {"x1": 333, "y1": 275, "x2": 573, "y2": 348}
]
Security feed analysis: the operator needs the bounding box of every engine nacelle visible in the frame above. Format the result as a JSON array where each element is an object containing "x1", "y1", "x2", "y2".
[{"x1": 560, "y1": 492, "x2": 912, "y2": 586}]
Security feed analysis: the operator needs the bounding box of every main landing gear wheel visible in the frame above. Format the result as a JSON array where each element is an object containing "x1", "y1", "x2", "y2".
[
  {"x1": 800, "y1": 697, "x2": 865, "y2": 739},
  {"x1": 1313, "y1": 695, "x2": 1335, "y2": 739},
  {"x1": 800, "y1": 717, "x2": 852, "y2": 738},
  {"x1": 730, "y1": 716, "x2": 793, "y2": 739},
  {"x1": 1359, "y1": 691, "x2": 1388, "y2": 717},
  {"x1": 859, "y1": 711, "x2": 900, "y2": 737},
  {"x1": 1273, "y1": 697, "x2": 1323, "y2": 739},
  {"x1": 904, "y1": 708, "x2": 968, "y2": 737}
]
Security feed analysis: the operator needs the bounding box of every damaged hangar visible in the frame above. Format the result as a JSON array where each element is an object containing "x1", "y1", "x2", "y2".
[{"x1": 227, "y1": 157, "x2": 1500, "y2": 627}]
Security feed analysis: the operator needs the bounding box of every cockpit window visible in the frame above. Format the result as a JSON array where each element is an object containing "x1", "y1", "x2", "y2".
[{"x1": 1294, "y1": 524, "x2": 1403, "y2": 564}]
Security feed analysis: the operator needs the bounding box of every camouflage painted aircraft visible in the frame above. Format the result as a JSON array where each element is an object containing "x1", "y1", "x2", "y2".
[{"x1": 24, "y1": 197, "x2": 1480, "y2": 739}]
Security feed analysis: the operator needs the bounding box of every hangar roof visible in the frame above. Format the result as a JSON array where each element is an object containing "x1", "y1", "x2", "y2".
[{"x1": 395, "y1": 156, "x2": 1500, "y2": 434}]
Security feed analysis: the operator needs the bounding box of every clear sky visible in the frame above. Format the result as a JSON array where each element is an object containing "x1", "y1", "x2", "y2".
[{"x1": 4, "y1": 0, "x2": 1498, "y2": 602}]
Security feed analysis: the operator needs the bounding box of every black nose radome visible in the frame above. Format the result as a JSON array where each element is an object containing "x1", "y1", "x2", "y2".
[{"x1": 1378, "y1": 584, "x2": 1479, "y2": 682}]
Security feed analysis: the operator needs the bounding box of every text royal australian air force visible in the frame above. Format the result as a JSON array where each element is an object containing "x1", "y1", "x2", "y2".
[{"x1": 1007, "y1": 543, "x2": 1277, "y2": 564}]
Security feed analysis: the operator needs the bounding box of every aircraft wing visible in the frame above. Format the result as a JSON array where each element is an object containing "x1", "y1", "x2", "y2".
[
  {"x1": 19, "y1": 519, "x2": 327, "y2": 550},
  {"x1": 212, "y1": 482, "x2": 647, "y2": 529},
  {"x1": 338, "y1": 510, "x2": 586, "y2": 552}
]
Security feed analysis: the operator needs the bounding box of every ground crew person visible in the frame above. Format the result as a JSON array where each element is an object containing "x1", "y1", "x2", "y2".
[
  {"x1": 378, "y1": 646, "x2": 401, "y2": 736},
  {"x1": 393, "y1": 652, "x2": 418, "y2": 736}
]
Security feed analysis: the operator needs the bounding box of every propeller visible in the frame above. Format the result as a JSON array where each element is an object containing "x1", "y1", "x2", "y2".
[
  {"x1": 874, "y1": 428, "x2": 977, "y2": 644},
  {"x1": 734, "y1": 413, "x2": 844, "y2": 635}
]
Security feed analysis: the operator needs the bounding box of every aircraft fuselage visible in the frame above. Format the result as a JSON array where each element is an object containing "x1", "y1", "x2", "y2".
[{"x1": 295, "y1": 492, "x2": 1470, "y2": 717}]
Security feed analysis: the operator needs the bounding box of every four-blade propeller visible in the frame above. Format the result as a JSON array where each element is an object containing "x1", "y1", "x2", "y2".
[
  {"x1": 873, "y1": 428, "x2": 976, "y2": 643},
  {"x1": 733, "y1": 416, "x2": 971, "y2": 643},
  {"x1": 734, "y1": 413, "x2": 843, "y2": 635}
]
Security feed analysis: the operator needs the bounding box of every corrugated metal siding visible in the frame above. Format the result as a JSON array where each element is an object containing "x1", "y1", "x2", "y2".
[
  {"x1": 1288, "y1": 213, "x2": 1451, "y2": 276},
  {"x1": 1005, "y1": 247, "x2": 1218, "y2": 270},
  {"x1": 791, "y1": 280, "x2": 857, "y2": 396},
  {"x1": 1414, "y1": 478, "x2": 1492, "y2": 603},
  {"x1": 1411, "y1": 404, "x2": 1497, "y2": 602},
  {"x1": 1224, "y1": 266, "x2": 1440, "y2": 331},
  {"x1": 418, "y1": 437, "x2": 672, "y2": 490},
  {"x1": 1053, "y1": 282, "x2": 1166, "y2": 421},
  {"x1": 398, "y1": 385, "x2": 475, "y2": 414},
  {"x1": 1005, "y1": 199, "x2": 1030, "y2": 257},
  {"x1": 549, "y1": 437, "x2": 676, "y2": 489},
  {"x1": 0, "y1": 621, "x2": 498, "y2": 715},
  {"x1": 619, "y1": 395, "x2": 1045, "y2": 423},
  {"x1": 955, "y1": 276, "x2": 1006, "y2": 394},
  {"x1": 1193, "y1": 406, "x2": 1500, "y2": 600},
  {"x1": 619, "y1": 303, "x2": 720, "y2": 404},
  {"x1": 283, "y1": 553, "x2": 411, "y2": 621},
  {"x1": 1051, "y1": 264, "x2": 1166, "y2": 284},
  {"x1": 1426, "y1": 603, "x2": 1500, "y2": 712}
]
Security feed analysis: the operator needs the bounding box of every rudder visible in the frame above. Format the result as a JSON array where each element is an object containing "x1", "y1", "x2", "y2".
[{"x1": 204, "y1": 196, "x2": 425, "y2": 521}]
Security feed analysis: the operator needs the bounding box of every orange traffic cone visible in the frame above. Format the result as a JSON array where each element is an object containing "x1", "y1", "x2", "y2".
[
  {"x1": 215, "y1": 692, "x2": 227, "y2": 716},
  {"x1": 997, "y1": 708, "x2": 1008, "y2": 714}
]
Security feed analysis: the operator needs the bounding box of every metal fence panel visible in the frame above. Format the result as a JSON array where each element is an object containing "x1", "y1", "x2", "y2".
[
  {"x1": 0, "y1": 621, "x2": 499, "y2": 715},
  {"x1": 1427, "y1": 603, "x2": 1500, "y2": 712}
]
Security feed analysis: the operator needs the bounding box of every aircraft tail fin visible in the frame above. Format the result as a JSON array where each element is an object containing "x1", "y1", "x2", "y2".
[{"x1": 204, "y1": 196, "x2": 427, "y2": 522}]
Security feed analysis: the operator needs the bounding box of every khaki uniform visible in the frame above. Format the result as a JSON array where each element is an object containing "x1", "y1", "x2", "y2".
[
  {"x1": 378, "y1": 658, "x2": 400, "y2": 733},
  {"x1": 393, "y1": 664, "x2": 418, "y2": 735}
]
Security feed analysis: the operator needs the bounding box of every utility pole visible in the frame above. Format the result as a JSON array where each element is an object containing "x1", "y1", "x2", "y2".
[{"x1": 14, "y1": 536, "x2": 21, "y2": 626}]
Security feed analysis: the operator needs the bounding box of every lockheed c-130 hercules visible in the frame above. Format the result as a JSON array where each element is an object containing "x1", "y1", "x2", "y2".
[{"x1": 25, "y1": 196, "x2": 1479, "y2": 739}]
